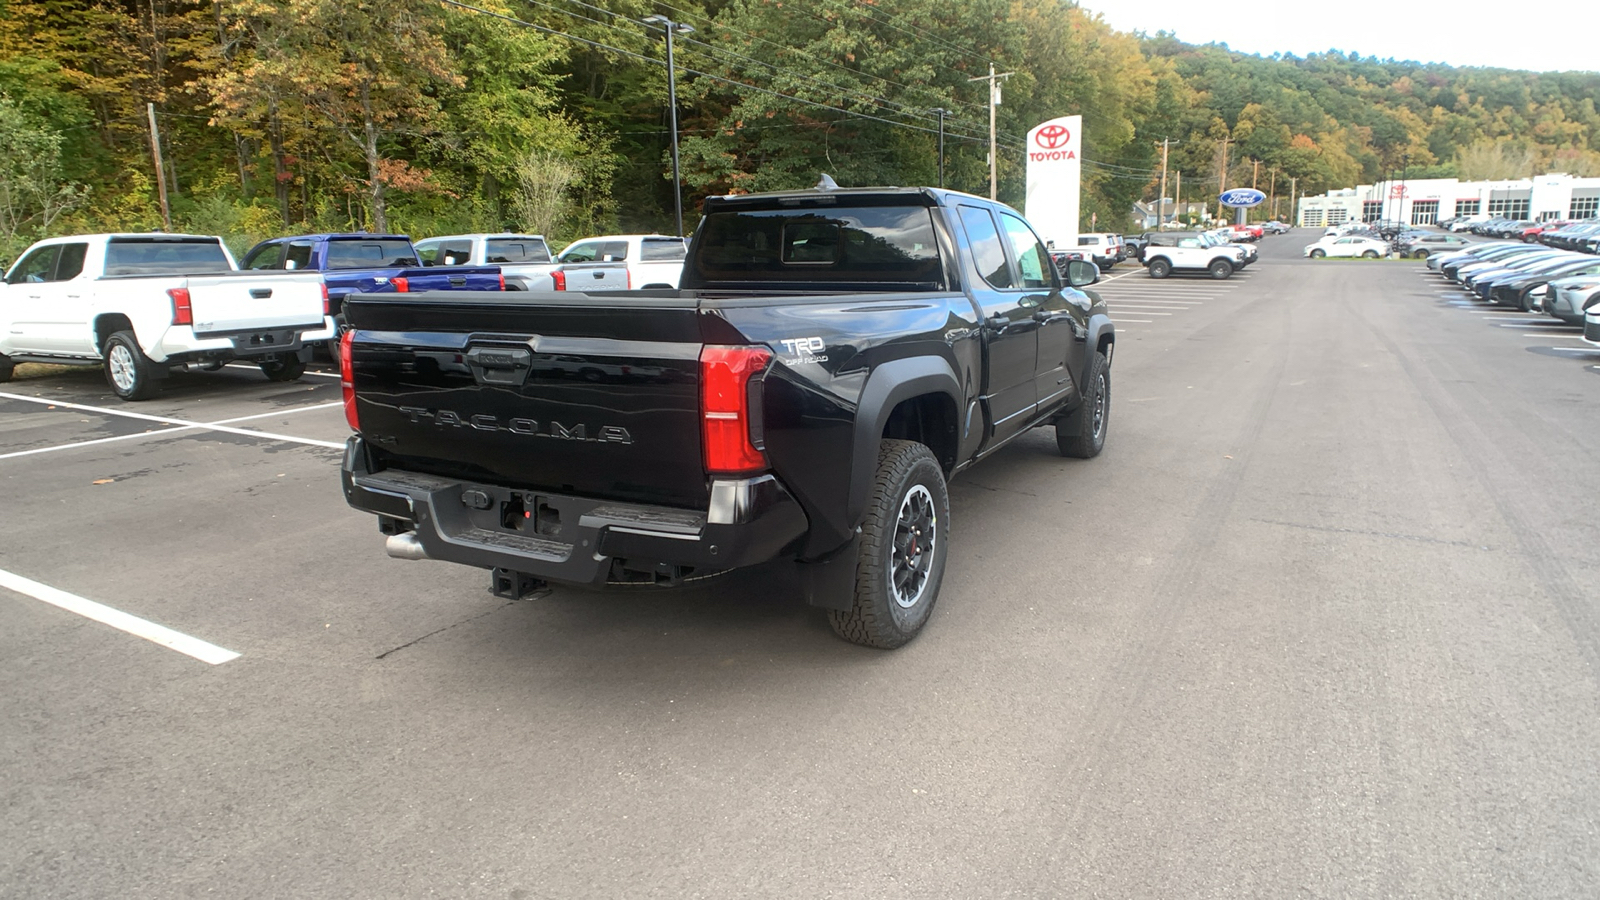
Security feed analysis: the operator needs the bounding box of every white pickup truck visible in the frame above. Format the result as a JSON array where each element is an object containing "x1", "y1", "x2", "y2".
[
  {"x1": 556, "y1": 234, "x2": 687, "y2": 288},
  {"x1": 414, "y1": 233, "x2": 631, "y2": 292},
  {"x1": 0, "y1": 233, "x2": 326, "y2": 399}
]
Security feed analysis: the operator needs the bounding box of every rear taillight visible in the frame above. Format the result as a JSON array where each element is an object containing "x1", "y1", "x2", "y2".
[
  {"x1": 320, "y1": 283, "x2": 330, "y2": 316},
  {"x1": 552, "y1": 270, "x2": 567, "y2": 291},
  {"x1": 392, "y1": 276, "x2": 409, "y2": 293},
  {"x1": 700, "y1": 345, "x2": 771, "y2": 474},
  {"x1": 168, "y1": 287, "x2": 192, "y2": 326},
  {"x1": 627, "y1": 268, "x2": 633, "y2": 290},
  {"x1": 498, "y1": 272, "x2": 506, "y2": 291},
  {"x1": 339, "y1": 330, "x2": 358, "y2": 431}
]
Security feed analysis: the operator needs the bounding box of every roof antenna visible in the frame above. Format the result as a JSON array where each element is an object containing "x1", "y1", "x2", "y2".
[{"x1": 815, "y1": 173, "x2": 839, "y2": 191}]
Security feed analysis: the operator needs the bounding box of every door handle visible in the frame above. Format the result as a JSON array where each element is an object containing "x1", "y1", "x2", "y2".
[
  {"x1": 986, "y1": 313, "x2": 1010, "y2": 332},
  {"x1": 1032, "y1": 310, "x2": 1053, "y2": 322}
]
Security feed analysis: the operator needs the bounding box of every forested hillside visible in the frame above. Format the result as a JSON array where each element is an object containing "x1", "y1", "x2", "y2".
[{"x1": 4, "y1": 0, "x2": 1599, "y2": 264}]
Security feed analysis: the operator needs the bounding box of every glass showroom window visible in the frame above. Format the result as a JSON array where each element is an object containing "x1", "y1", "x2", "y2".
[
  {"x1": 1488, "y1": 198, "x2": 1531, "y2": 218},
  {"x1": 1362, "y1": 201, "x2": 1383, "y2": 220},
  {"x1": 1570, "y1": 197, "x2": 1600, "y2": 219},
  {"x1": 1455, "y1": 199, "x2": 1480, "y2": 217},
  {"x1": 1411, "y1": 200, "x2": 1439, "y2": 225}
]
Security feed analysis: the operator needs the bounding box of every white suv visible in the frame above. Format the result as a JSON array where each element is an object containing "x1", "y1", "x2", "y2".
[
  {"x1": 556, "y1": 234, "x2": 687, "y2": 288},
  {"x1": 1071, "y1": 233, "x2": 1125, "y2": 270}
]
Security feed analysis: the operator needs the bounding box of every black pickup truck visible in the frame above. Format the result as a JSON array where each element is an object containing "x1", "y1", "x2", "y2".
[{"x1": 339, "y1": 185, "x2": 1115, "y2": 648}]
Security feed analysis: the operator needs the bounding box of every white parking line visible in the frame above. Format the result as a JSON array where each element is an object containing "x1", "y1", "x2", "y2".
[
  {"x1": 0, "y1": 392, "x2": 345, "y2": 451},
  {"x1": 0, "y1": 567, "x2": 240, "y2": 665},
  {"x1": 0, "y1": 401, "x2": 344, "y2": 461},
  {"x1": 1114, "y1": 319, "x2": 1153, "y2": 324},
  {"x1": 1523, "y1": 334, "x2": 1588, "y2": 340},
  {"x1": 1498, "y1": 323, "x2": 1576, "y2": 330},
  {"x1": 223, "y1": 363, "x2": 340, "y2": 379},
  {"x1": 1106, "y1": 304, "x2": 1195, "y2": 310}
]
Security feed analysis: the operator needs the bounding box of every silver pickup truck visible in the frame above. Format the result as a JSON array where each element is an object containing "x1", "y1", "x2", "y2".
[{"x1": 415, "y1": 233, "x2": 630, "y2": 292}]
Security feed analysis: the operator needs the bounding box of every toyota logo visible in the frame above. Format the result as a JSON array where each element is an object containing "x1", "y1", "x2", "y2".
[{"x1": 1035, "y1": 124, "x2": 1071, "y2": 150}]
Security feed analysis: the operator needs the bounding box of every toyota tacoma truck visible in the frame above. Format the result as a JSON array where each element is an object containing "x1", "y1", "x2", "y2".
[
  {"x1": 0, "y1": 233, "x2": 326, "y2": 398},
  {"x1": 339, "y1": 185, "x2": 1115, "y2": 648},
  {"x1": 240, "y1": 233, "x2": 505, "y2": 349},
  {"x1": 413, "y1": 233, "x2": 630, "y2": 292}
]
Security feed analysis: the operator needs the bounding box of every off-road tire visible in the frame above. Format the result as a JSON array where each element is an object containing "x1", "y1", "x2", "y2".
[
  {"x1": 827, "y1": 440, "x2": 949, "y2": 650},
  {"x1": 259, "y1": 354, "x2": 307, "y2": 382},
  {"x1": 1148, "y1": 258, "x2": 1171, "y2": 279},
  {"x1": 103, "y1": 330, "x2": 161, "y2": 400},
  {"x1": 1309, "y1": 249, "x2": 1326, "y2": 259},
  {"x1": 1208, "y1": 259, "x2": 1233, "y2": 279},
  {"x1": 1057, "y1": 350, "x2": 1110, "y2": 459}
]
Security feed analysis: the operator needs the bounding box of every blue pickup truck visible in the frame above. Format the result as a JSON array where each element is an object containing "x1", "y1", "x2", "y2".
[{"x1": 240, "y1": 234, "x2": 504, "y2": 347}]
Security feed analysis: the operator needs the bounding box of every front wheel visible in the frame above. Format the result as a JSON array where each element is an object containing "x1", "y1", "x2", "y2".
[
  {"x1": 828, "y1": 440, "x2": 950, "y2": 650},
  {"x1": 1309, "y1": 248, "x2": 1326, "y2": 259},
  {"x1": 1208, "y1": 259, "x2": 1233, "y2": 279},
  {"x1": 1148, "y1": 258, "x2": 1171, "y2": 279},
  {"x1": 1057, "y1": 350, "x2": 1110, "y2": 459},
  {"x1": 103, "y1": 330, "x2": 161, "y2": 400},
  {"x1": 1361, "y1": 249, "x2": 1380, "y2": 259},
  {"x1": 259, "y1": 354, "x2": 307, "y2": 382}
]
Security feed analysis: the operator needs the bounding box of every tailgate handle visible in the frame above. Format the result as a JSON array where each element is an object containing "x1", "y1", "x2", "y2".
[
  {"x1": 449, "y1": 275, "x2": 467, "y2": 286},
  {"x1": 249, "y1": 287, "x2": 273, "y2": 299},
  {"x1": 465, "y1": 346, "x2": 532, "y2": 385}
]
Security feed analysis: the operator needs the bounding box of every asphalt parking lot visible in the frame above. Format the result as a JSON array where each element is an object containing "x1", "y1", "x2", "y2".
[{"x1": 5, "y1": 233, "x2": 1600, "y2": 898}]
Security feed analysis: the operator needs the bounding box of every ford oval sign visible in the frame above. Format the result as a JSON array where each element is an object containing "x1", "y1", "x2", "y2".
[{"x1": 1220, "y1": 188, "x2": 1266, "y2": 208}]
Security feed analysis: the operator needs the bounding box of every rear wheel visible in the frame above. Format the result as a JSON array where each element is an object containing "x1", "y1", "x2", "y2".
[
  {"x1": 1414, "y1": 248, "x2": 1431, "y2": 260},
  {"x1": 259, "y1": 353, "x2": 306, "y2": 382},
  {"x1": 1309, "y1": 249, "x2": 1326, "y2": 259},
  {"x1": 1057, "y1": 350, "x2": 1110, "y2": 459},
  {"x1": 1208, "y1": 259, "x2": 1233, "y2": 279},
  {"x1": 103, "y1": 330, "x2": 160, "y2": 400},
  {"x1": 828, "y1": 440, "x2": 949, "y2": 650},
  {"x1": 1148, "y1": 258, "x2": 1171, "y2": 279}
]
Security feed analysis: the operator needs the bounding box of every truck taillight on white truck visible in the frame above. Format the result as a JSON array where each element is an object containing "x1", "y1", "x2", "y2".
[{"x1": 0, "y1": 233, "x2": 327, "y2": 399}]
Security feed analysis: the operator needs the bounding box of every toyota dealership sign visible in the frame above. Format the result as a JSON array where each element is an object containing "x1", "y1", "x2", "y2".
[{"x1": 1025, "y1": 115, "x2": 1082, "y2": 249}]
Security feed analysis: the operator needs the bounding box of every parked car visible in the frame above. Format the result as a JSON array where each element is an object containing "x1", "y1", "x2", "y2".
[
  {"x1": 1122, "y1": 233, "x2": 1150, "y2": 260},
  {"x1": 1397, "y1": 233, "x2": 1472, "y2": 259},
  {"x1": 413, "y1": 233, "x2": 629, "y2": 292},
  {"x1": 1262, "y1": 221, "x2": 1290, "y2": 235},
  {"x1": 1304, "y1": 235, "x2": 1389, "y2": 258},
  {"x1": 1071, "y1": 233, "x2": 1126, "y2": 269},
  {"x1": 1544, "y1": 275, "x2": 1600, "y2": 325},
  {"x1": 241, "y1": 233, "x2": 505, "y2": 350},
  {"x1": 0, "y1": 233, "x2": 325, "y2": 398},
  {"x1": 556, "y1": 234, "x2": 687, "y2": 288},
  {"x1": 339, "y1": 185, "x2": 1115, "y2": 649},
  {"x1": 1480, "y1": 256, "x2": 1600, "y2": 310},
  {"x1": 1142, "y1": 231, "x2": 1248, "y2": 278}
]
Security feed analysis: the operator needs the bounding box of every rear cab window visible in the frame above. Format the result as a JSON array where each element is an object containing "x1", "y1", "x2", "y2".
[
  {"x1": 325, "y1": 239, "x2": 418, "y2": 269},
  {"x1": 104, "y1": 238, "x2": 232, "y2": 276},
  {"x1": 694, "y1": 205, "x2": 946, "y2": 288},
  {"x1": 485, "y1": 238, "x2": 552, "y2": 264}
]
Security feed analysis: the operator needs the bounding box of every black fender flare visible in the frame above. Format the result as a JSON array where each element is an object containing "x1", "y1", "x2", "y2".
[
  {"x1": 1087, "y1": 315, "x2": 1116, "y2": 369},
  {"x1": 844, "y1": 355, "x2": 963, "y2": 533}
]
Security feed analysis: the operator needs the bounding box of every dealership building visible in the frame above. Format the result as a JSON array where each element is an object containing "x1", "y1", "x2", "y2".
[{"x1": 1296, "y1": 172, "x2": 1600, "y2": 228}]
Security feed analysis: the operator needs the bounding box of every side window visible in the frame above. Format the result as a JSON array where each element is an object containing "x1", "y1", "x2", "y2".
[
  {"x1": 413, "y1": 240, "x2": 441, "y2": 266},
  {"x1": 7, "y1": 246, "x2": 60, "y2": 284},
  {"x1": 958, "y1": 206, "x2": 1014, "y2": 289},
  {"x1": 597, "y1": 240, "x2": 628, "y2": 262},
  {"x1": 560, "y1": 242, "x2": 597, "y2": 263},
  {"x1": 440, "y1": 240, "x2": 473, "y2": 266},
  {"x1": 1178, "y1": 238, "x2": 1201, "y2": 249},
  {"x1": 998, "y1": 212, "x2": 1052, "y2": 289},
  {"x1": 55, "y1": 243, "x2": 88, "y2": 280},
  {"x1": 1077, "y1": 236, "x2": 1095, "y2": 246},
  {"x1": 283, "y1": 242, "x2": 313, "y2": 270},
  {"x1": 242, "y1": 243, "x2": 283, "y2": 270}
]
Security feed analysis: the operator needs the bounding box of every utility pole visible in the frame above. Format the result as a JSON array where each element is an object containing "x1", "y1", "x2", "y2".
[
  {"x1": 1252, "y1": 159, "x2": 1260, "y2": 189},
  {"x1": 1174, "y1": 170, "x2": 1182, "y2": 227},
  {"x1": 968, "y1": 65, "x2": 1012, "y2": 200},
  {"x1": 1290, "y1": 176, "x2": 1298, "y2": 227},
  {"x1": 1216, "y1": 136, "x2": 1231, "y2": 222},
  {"x1": 931, "y1": 108, "x2": 950, "y2": 188},
  {"x1": 146, "y1": 102, "x2": 171, "y2": 231},
  {"x1": 642, "y1": 14, "x2": 695, "y2": 237},
  {"x1": 1268, "y1": 168, "x2": 1278, "y2": 220},
  {"x1": 1158, "y1": 138, "x2": 1178, "y2": 226}
]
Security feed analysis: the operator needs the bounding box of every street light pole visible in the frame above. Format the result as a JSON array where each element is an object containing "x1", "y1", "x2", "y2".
[
  {"x1": 1400, "y1": 152, "x2": 1411, "y2": 227},
  {"x1": 931, "y1": 108, "x2": 950, "y2": 188},
  {"x1": 643, "y1": 14, "x2": 695, "y2": 237}
]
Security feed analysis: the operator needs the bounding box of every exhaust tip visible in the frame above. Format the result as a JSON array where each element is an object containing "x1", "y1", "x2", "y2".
[{"x1": 385, "y1": 532, "x2": 429, "y2": 561}]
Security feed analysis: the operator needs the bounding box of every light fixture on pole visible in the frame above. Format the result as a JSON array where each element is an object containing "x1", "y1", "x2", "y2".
[
  {"x1": 642, "y1": 14, "x2": 694, "y2": 237},
  {"x1": 930, "y1": 108, "x2": 950, "y2": 188}
]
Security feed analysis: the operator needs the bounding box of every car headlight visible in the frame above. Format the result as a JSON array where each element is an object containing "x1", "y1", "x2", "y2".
[{"x1": 1560, "y1": 280, "x2": 1600, "y2": 293}]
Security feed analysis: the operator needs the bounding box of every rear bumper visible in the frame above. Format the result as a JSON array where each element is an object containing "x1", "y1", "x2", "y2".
[{"x1": 341, "y1": 437, "x2": 809, "y2": 587}]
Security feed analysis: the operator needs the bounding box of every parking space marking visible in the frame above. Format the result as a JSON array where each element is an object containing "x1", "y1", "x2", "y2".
[
  {"x1": 0, "y1": 401, "x2": 345, "y2": 461},
  {"x1": 1114, "y1": 319, "x2": 1153, "y2": 324},
  {"x1": 223, "y1": 363, "x2": 341, "y2": 379},
  {"x1": 0, "y1": 392, "x2": 346, "y2": 451},
  {"x1": 0, "y1": 567, "x2": 240, "y2": 665},
  {"x1": 1106, "y1": 304, "x2": 1195, "y2": 310},
  {"x1": 1522, "y1": 334, "x2": 1588, "y2": 340}
]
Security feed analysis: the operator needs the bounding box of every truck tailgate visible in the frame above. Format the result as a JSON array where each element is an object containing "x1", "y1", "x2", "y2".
[
  {"x1": 345, "y1": 292, "x2": 709, "y2": 509},
  {"x1": 185, "y1": 271, "x2": 326, "y2": 336}
]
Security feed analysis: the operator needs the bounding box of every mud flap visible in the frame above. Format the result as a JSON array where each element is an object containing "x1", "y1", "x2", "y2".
[{"x1": 797, "y1": 533, "x2": 860, "y2": 612}]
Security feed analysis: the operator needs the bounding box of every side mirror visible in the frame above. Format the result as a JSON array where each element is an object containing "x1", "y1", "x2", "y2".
[{"x1": 1066, "y1": 259, "x2": 1099, "y2": 287}]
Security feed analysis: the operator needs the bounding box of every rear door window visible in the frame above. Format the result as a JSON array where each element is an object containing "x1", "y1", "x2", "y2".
[
  {"x1": 958, "y1": 206, "x2": 1014, "y2": 289},
  {"x1": 54, "y1": 243, "x2": 88, "y2": 280}
]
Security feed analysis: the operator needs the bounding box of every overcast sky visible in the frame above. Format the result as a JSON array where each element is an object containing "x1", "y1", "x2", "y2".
[{"x1": 1074, "y1": 2, "x2": 1600, "y2": 74}]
